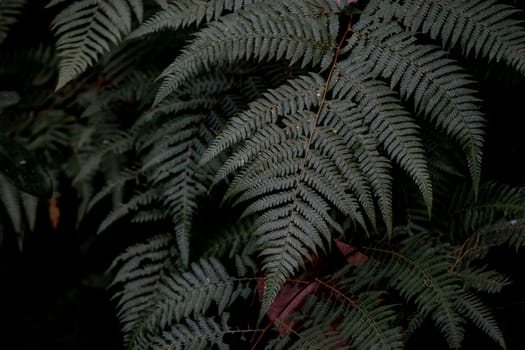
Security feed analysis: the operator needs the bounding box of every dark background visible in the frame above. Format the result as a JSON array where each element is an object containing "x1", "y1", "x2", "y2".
[{"x1": 1, "y1": 1, "x2": 525, "y2": 349}]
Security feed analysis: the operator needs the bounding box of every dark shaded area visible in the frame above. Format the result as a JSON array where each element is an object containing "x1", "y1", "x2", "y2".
[
  {"x1": 0, "y1": 187, "x2": 124, "y2": 349},
  {"x1": 0, "y1": 2, "x2": 124, "y2": 348},
  {"x1": 1, "y1": 2, "x2": 525, "y2": 350}
]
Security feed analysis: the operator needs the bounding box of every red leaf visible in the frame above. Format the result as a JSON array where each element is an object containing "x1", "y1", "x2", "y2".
[
  {"x1": 335, "y1": 239, "x2": 368, "y2": 266},
  {"x1": 48, "y1": 196, "x2": 60, "y2": 231},
  {"x1": 257, "y1": 240, "x2": 367, "y2": 335},
  {"x1": 257, "y1": 278, "x2": 318, "y2": 335}
]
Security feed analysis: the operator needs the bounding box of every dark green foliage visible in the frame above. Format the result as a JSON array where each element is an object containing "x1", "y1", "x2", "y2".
[
  {"x1": 0, "y1": 135, "x2": 52, "y2": 198},
  {"x1": 0, "y1": 0, "x2": 25, "y2": 45},
  {"x1": 2, "y1": 0, "x2": 525, "y2": 349}
]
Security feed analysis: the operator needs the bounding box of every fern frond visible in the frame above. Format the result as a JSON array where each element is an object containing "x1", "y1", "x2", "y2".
[
  {"x1": 334, "y1": 291, "x2": 403, "y2": 350},
  {"x1": 456, "y1": 291, "x2": 506, "y2": 349},
  {"x1": 347, "y1": 20, "x2": 485, "y2": 193},
  {"x1": 200, "y1": 73, "x2": 325, "y2": 166},
  {"x1": 98, "y1": 188, "x2": 158, "y2": 233},
  {"x1": 73, "y1": 129, "x2": 131, "y2": 183},
  {"x1": 463, "y1": 218, "x2": 525, "y2": 260},
  {"x1": 129, "y1": 0, "x2": 260, "y2": 39},
  {"x1": 331, "y1": 63, "x2": 424, "y2": 222},
  {"x1": 148, "y1": 313, "x2": 255, "y2": 350},
  {"x1": 88, "y1": 167, "x2": 137, "y2": 212},
  {"x1": 154, "y1": 1, "x2": 339, "y2": 104},
  {"x1": 365, "y1": 234, "x2": 464, "y2": 348},
  {"x1": 448, "y1": 182, "x2": 525, "y2": 234},
  {"x1": 98, "y1": 40, "x2": 160, "y2": 89},
  {"x1": 139, "y1": 110, "x2": 221, "y2": 265},
  {"x1": 154, "y1": 257, "x2": 252, "y2": 326},
  {"x1": 109, "y1": 233, "x2": 176, "y2": 347},
  {"x1": 120, "y1": 257, "x2": 255, "y2": 349},
  {"x1": 0, "y1": 0, "x2": 26, "y2": 45},
  {"x1": 131, "y1": 207, "x2": 169, "y2": 224},
  {"x1": 201, "y1": 218, "x2": 257, "y2": 259},
  {"x1": 50, "y1": 0, "x2": 141, "y2": 90},
  {"x1": 369, "y1": 0, "x2": 525, "y2": 76},
  {"x1": 274, "y1": 291, "x2": 403, "y2": 350},
  {"x1": 203, "y1": 74, "x2": 395, "y2": 314},
  {"x1": 460, "y1": 266, "x2": 510, "y2": 294},
  {"x1": 27, "y1": 111, "x2": 75, "y2": 155}
]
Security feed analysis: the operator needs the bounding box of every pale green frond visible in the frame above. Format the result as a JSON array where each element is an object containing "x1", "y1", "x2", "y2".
[
  {"x1": 98, "y1": 188, "x2": 159, "y2": 233},
  {"x1": 153, "y1": 257, "x2": 252, "y2": 326},
  {"x1": 148, "y1": 314, "x2": 240, "y2": 350},
  {"x1": 118, "y1": 256, "x2": 254, "y2": 349},
  {"x1": 347, "y1": 20, "x2": 485, "y2": 194},
  {"x1": 201, "y1": 218, "x2": 257, "y2": 261},
  {"x1": 256, "y1": 196, "x2": 339, "y2": 315},
  {"x1": 51, "y1": 0, "x2": 142, "y2": 90},
  {"x1": 200, "y1": 73, "x2": 325, "y2": 167},
  {"x1": 129, "y1": 0, "x2": 261, "y2": 38},
  {"x1": 201, "y1": 73, "x2": 423, "y2": 314},
  {"x1": 369, "y1": 0, "x2": 525, "y2": 76},
  {"x1": 109, "y1": 233, "x2": 177, "y2": 348},
  {"x1": 154, "y1": 2, "x2": 338, "y2": 104},
  {"x1": 138, "y1": 110, "x2": 222, "y2": 265},
  {"x1": 336, "y1": 292, "x2": 403, "y2": 350}
]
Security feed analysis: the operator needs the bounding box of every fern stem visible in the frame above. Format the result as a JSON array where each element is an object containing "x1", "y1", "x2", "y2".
[
  {"x1": 260, "y1": 16, "x2": 354, "y2": 316},
  {"x1": 250, "y1": 318, "x2": 274, "y2": 350}
]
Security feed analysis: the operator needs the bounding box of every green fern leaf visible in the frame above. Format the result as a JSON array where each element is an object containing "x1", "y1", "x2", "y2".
[
  {"x1": 116, "y1": 256, "x2": 254, "y2": 349},
  {"x1": 129, "y1": 0, "x2": 260, "y2": 39},
  {"x1": 148, "y1": 314, "x2": 236, "y2": 350},
  {"x1": 50, "y1": 0, "x2": 141, "y2": 90},
  {"x1": 460, "y1": 266, "x2": 510, "y2": 294},
  {"x1": 456, "y1": 291, "x2": 506, "y2": 349},
  {"x1": 110, "y1": 234, "x2": 176, "y2": 348},
  {"x1": 337, "y1": 292, "x2": 403, "y2": 350},
  {"x1": 448, "y1": 182, "x2": 525, "y2": 234},
  {"x1": 136, "y1": 72, "x2": 234, "y2": 265},
  {"x1": 347, "y1": 20, "x2": 485, "y2": 194},
  {"x1": 202, "y1": 74, "x2": 396, "y2": 314},
  {"x1": 475, "y1": 219, "x2": 525, "y2": 255},
  {"x1": 97, "y1": 188, "x2": 158, "y2": 233},
  {"x1": 365, "y1": 234, "x2": 464, "y2": 348},
  {"x1": 331, "y1": 63, "x2": 423, "y2": 224},
  {"x1": 274, "y1": 291, "x2": 403, "y2": 350},
  {"x1": 201, "y1": 218, "x2": 257, "y2": 261},
  {"x1": 155, "y1": 257, "x2": 252, "y2": 326},
  {"x1": 154, "y1": 1, "x2": 339, "y2": 104},
  {"x1": 131, "y1": 207, "x2": 169, "y2": 224},
  {"x1": 369, "y1": 0, "x2": 525, "y2": 76},
  {"x1": 88, "y1": 167, "x2": 137, "y2": 212}
]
